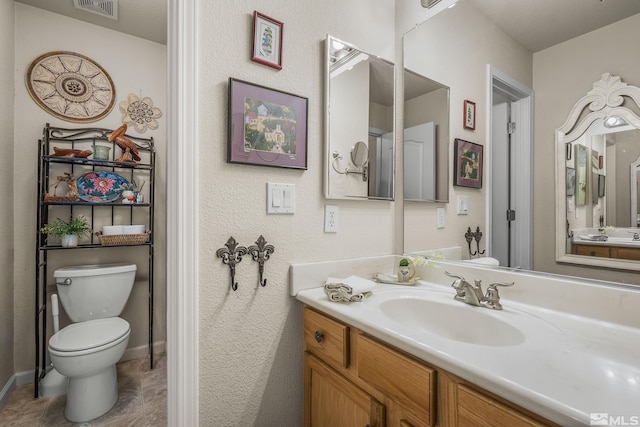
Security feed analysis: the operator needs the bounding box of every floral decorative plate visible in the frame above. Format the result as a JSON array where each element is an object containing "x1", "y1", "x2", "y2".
[{"x1": 77, "y1": 171, "x2": 128, "y2": 203}]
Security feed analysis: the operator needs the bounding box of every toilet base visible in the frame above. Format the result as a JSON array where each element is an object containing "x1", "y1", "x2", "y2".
[{"x1": 65, "y1": 365, "x2": 118, "y2": 422}]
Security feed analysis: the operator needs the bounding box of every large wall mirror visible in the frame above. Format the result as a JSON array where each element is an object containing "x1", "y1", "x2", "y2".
[
  {"x1": 324, "y1": 35, "x2": 395, "y2": 200},
  {"x1": 556, "y1": 73, "x2": 640, "y2": 272},
  {"x1": 402, "y1": 68, "x2": 450, "y2": 202}
]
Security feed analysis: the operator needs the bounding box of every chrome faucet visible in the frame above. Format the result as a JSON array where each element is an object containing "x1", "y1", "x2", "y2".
[{"x1": 444, "y1": 271, "x2": 514, "y2": 310}]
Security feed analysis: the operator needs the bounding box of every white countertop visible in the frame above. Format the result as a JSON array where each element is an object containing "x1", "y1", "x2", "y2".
[{"x1": 295, "y1": 280, "x2": 640, "y2": 426}]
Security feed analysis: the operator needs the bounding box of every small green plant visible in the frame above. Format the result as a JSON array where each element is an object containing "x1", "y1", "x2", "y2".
[
  {"x1": 40, "y1": 216, "x2": 92, "y2": 239},
  {"x1": 399, "y1": 258, "x2": 410, "y2": 267}
]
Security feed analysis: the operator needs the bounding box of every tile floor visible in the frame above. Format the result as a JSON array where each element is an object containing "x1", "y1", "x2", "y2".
[{"x1": 0, "y1": 354, "x2": 166, "y2": 426}]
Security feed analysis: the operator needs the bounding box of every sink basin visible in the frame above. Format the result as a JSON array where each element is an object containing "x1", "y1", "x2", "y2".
[{"x1": 379, "y1": 297, "x2": 525, "y2": 346}]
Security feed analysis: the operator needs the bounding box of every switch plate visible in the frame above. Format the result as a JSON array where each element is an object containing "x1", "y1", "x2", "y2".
[
  {"x1": 267, "y1": 182, "x2": 295, "y2": 214},
  {"x1": 457, "y1": 195, "x2": 469, "y2": 215},
  {"x1": 324, "y1": 205, "x2": 339, "y2": 233},
  {"x1": 436, "y1": 207, "x2": 445, "y2": 229}
]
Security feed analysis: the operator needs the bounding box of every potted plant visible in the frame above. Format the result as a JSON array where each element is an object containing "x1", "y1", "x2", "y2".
[{"x1": 40, "y1": 215, "x2": 92, "y2": 247}]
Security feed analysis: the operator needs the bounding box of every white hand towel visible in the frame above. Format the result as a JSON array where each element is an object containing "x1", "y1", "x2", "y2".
[{"x1": 324, "y1": 275, "x2": 376, "y2": 302}]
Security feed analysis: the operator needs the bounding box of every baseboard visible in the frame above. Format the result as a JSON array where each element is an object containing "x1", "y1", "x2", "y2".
[
  {"x1": 122, "y1": 340, "x2": 166, "y2": 362},
  {"x1": 0, "y1": 374, "x2": 16, "y2": 411}
]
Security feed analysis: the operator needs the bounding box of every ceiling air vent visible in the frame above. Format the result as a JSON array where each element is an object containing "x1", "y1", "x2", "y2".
[
  {"x1": 73, "y1": 0, "x2": 118, "y2": 20},
  {"x1": 421, "y1": 0, "x2": 443, "y2": 8}
]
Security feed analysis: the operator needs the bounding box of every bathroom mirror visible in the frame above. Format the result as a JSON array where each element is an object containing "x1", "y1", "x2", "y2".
[
  {"x1": 402, "y1": 68, "x2": 450, "y2": 202},
  {"x1": 324, "y1": 35, "x2": 395, "y2": 200},
  {"x1": 556, "y1": 73, "x2": 640, "y2": 271}
]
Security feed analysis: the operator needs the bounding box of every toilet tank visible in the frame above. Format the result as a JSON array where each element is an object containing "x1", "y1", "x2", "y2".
[{"x1": 54, "y1": 263, "x2": 137, "y2": 322}]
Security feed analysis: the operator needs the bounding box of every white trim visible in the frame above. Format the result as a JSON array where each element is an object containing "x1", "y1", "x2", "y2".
[
  {"x1": 486, "y1": 65, "x2": 534, "y2": 269},
  {"x1": 167, "y1": 0, "x2": 199, "y2": 425},
  {"x1": 0, "y1": 375, "x2": 16, "y2": 408},
  {"x1": 122, "y1": 341, "x2": 166, "y2": 362}
]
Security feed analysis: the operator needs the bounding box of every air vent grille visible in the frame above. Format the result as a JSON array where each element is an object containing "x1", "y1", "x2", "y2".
[
  {"x1": 73, "y1": 0, "x2": 118, "y2": 20},
  {"x1": 421, "y1": 0, "x2": 443, "y2": 8}
]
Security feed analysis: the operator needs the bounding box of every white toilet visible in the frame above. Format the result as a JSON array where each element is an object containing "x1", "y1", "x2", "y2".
[{"x1": 48, "y1": 263, "x2": 136, "y2": 423}]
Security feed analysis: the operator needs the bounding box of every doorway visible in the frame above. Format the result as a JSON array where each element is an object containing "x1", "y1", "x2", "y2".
[{"x1": 487, "y1": 66, "x2": 533, "y2": 269}]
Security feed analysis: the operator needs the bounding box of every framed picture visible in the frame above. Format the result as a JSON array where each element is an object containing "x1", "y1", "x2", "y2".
[
  {"x1": 251, "y1": 11, "x2": 283, "y2": 70},
  {"x1": 598, "y1": 174, "x2": 606, "y2": 197},
  {"x1": 575, "y1": 144, "x2": 588, "y2": 206},
  {"x1": 227, "y1": 78, "x2": 308, "y2": 170},
  {"x1": 566, "y1": 167, "x2": 576, "y2": 196},
  {"x1": 453, "y1": 138, "x2": 483, "y2": 188},
  {"x1": 463, "y1": 100, "x2": 476, "y2": 130}
]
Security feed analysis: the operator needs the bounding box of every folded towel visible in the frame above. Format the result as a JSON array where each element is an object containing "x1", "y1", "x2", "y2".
[{"x1": 324, "y1": 275, "x2": 376, "y2": 302}]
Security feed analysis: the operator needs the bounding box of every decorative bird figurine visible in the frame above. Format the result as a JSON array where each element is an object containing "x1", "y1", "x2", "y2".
[{"x1": 108, "y1": 124, "x2": 141, "y2": 163}]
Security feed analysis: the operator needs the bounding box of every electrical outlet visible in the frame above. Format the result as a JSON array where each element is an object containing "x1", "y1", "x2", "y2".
[
  {"x1": 436, "y1": 207, "x2": 445, "y2": 229},
  {"x1": 324, "y1": 205, "x2": 339, "y2": 233}
]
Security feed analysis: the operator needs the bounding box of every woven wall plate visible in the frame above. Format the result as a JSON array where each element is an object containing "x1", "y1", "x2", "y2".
[{"x1": 25, "y1": 51, "x2": 116, "y2": 123}]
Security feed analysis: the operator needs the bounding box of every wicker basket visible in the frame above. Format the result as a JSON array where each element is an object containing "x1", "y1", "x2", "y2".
[{"x1": 96, "y1": 230, "x2": 151, "y2": 246}]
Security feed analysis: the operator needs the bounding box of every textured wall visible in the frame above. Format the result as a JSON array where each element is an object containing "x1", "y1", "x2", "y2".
[
  {"x1": 197, "y1": 0, "x2": 395, "y2": 424},
  {"x1": 533, "y1": 12, "x2": 640, "y2": 285},
  {"x1": 13, "y1": 4, "x2": 167, "y2": 373},
  {"x1": 1, "y1": 0, "x2": 15, "y2": 393}
]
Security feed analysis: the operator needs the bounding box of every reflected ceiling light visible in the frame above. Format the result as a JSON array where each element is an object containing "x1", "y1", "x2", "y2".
[
  {"x1": 604, "y1": 115, "x2": 628, "y2": 128},
  {"x1": 421, "y1": 0, "x2": 442, "y2": 8}
]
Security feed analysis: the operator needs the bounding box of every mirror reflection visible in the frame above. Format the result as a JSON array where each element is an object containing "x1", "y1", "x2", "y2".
[
  {"x1": 324, "y1": 35, "x2": 394, "y2": 200},
  {"x1": 558, "y1": 73, "x2": 640, "y2": 269},
  {"x1": 403, "y1": 68, "x2": 450, "y2": 202}
]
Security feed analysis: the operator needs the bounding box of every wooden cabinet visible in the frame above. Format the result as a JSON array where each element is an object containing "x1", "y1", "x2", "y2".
[
  {"x1": 304, "y1": 353, "x2": 385, "y2": 427},
  {"x1": 573, "y1": 243, "x2": 640, "y2": 260},
  {"x1": 303, "y1": 306, "x2": 558, "y2": 427}
]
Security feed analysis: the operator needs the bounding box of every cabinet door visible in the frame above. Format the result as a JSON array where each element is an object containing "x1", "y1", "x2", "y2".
[
  {"x1": 456, "y1": 384, "x2": 550, "y2": 427},
  {"x1": 304, "y1": 353, "x2": 385, "y2": 427},
  {"x1": 574, "y1": 244, "x2": 610, "y2": 257}
]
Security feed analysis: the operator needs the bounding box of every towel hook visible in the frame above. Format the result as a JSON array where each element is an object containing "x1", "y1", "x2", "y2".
[
  {"x1": 247, "y1": 235, "x2": 275, "y2": 287},
  {"x1": 216, "y1": 236, "x2": 248, "y2": 291}
]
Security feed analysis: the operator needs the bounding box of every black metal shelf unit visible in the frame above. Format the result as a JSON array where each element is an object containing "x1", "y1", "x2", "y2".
[{"x1": 34, "y1": 124, "x2": 155, "y2": 398}]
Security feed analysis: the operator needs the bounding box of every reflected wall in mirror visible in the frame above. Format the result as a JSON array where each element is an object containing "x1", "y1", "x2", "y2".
[
  {"x1": 324, "y1": 35, "x2": 395, "y2": 200},
  {"x1": 403, "y1": 68, "x2": 450, "y2": 202},
  {"x1": 557, "y1": 73, "x2": 640, "y2": 270}
]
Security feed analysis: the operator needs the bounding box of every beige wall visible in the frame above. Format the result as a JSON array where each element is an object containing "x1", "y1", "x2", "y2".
[
  {"x1": 12, "y1": 3, "x2": 167, "y2": 373},
  {"x1": 197, "y1": 0, "x2": 395, "y2": 424},
  {"x1": 401, "y1": 0, "x2": 532, "y2": 254},
  {"x1": 1, "y1": 0, "x2": 15, "y2": 395},
  {"x1": 533, "y1": 12, "x2": 640, "y2": 285}
]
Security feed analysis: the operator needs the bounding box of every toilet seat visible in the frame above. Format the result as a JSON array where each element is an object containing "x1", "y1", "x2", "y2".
[{"x1": 49, "y1": 317, "x2": 130, "y2": 353}]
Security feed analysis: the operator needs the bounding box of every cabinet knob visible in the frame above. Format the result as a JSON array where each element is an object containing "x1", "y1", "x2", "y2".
[{"x1": 314, "y1": 331, "x2": 324, "y2": 343}]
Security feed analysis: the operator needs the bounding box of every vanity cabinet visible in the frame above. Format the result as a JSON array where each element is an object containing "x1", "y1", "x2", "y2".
[
  {"x1": 303, "y1": 307, "x2": 558, "y2": 427},
  {"x1": 573, "y1": 243, "x2": 640, "y2": 261},
  {"x1": 34, "y1": 124, "x2": 156, "y2": 398}
]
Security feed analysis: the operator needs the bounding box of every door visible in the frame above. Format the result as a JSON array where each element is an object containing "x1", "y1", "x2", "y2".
[
  {"x1": 489, "y1": 67, "x2": 533, "y2": 269},
  {"x1": 404, "y1": 122, "x2": 436, "y2": 200}
]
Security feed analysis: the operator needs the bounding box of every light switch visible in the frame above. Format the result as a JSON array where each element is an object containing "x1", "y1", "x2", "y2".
[
  {"x1": 457, "y1": 195, "x2": 469, "y2": 215},
  {"x1": 267, "y1": 182, "x2": 295, "y2": 214}
]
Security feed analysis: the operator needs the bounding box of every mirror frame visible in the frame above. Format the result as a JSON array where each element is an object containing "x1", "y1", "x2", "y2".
[
  {"x1": 556, "y1": 73, "x2": 640, "y2": 271},
  {"x1": 323, "y1": 34, "x2": 396, "y2": 201}
]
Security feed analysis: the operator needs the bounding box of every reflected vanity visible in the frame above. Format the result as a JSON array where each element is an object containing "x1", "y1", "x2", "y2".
[
  {"x1": 556, "y1": 73, "x2": 640, "y2": 270},
  {"x1": 324, "y1": 35, "x2": 395, "y2": 200}
]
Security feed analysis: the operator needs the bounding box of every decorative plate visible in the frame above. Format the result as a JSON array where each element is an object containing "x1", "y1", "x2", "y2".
[
  {"x1": 76, "y1": 171, "x2": 128, "y2": 203},
  {"x1": 25, "y1": 51, "x2": 116, "y2": 123}
]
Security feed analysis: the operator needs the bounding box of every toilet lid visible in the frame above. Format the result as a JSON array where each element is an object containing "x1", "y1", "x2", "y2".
[{"x1": 49, "y1": 317, "x2": 130, "y2": 352}]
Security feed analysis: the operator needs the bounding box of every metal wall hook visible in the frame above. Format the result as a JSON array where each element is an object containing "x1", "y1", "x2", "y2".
[
  {"x1": 216, "y1": 236, "x2": 248, "y2": 291},
  {"x1": 247, "y1": 235, "x2": 275, "y2": 287},
  {"x1": 465, "y1": 226, "x2": 485, "y2": 256},
  {"x1": 474, "y1": 226, "x2": 486, "y2": 255}
]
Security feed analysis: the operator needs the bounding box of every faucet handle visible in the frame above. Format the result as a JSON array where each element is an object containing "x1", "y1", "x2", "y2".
[{"x1": 483, "y1": 281, "x2": 514, "y2": 310}]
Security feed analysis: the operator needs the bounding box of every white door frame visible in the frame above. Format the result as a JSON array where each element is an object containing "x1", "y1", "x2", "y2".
[
  {"x1": 167, "y1": 0, "x2": 199, "y2": 425},
  {"x1": 486, "y1": 65, "x2": 534, "y2": 269}
]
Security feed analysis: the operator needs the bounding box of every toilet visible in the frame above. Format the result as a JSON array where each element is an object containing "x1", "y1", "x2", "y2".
[{"x1": 48, "y1": 263, "x2": 136, "y2": 423}]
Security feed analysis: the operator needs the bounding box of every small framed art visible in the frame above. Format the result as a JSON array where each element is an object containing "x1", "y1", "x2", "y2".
[
  {"x1": 453, "y1": 138, "x2": 483, "y2": 188},
  {"x1": 227, "y1": 78, "x2": 308, "y2": 170},
  {"x1": 252, "y1": 11, "x2": 283, "y2": 70},
  {"x1": 463, "y1": 100, "x2": 476, "y2": 130}
]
